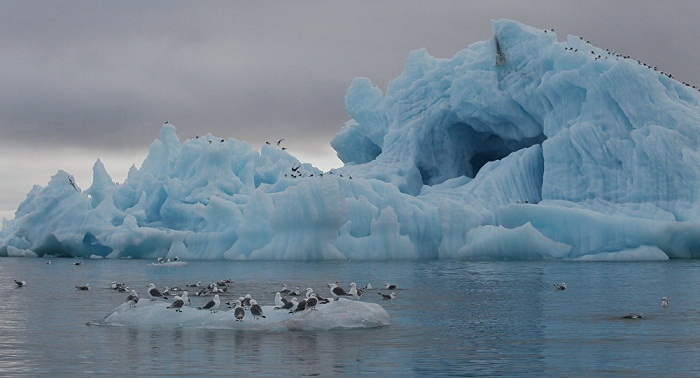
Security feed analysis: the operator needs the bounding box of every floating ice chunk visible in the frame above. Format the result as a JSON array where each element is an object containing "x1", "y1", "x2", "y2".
[
  {"x1": 573, "y1": 245, "x2": 669, "y2": 261},
  {"x1": 101, "y1": 298, "x2": 389, "y2": 331}
]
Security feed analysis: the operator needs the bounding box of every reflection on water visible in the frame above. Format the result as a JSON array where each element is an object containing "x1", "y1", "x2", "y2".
[{"x1": 1, "y1": 258, "x2": 700, "y2": 375}]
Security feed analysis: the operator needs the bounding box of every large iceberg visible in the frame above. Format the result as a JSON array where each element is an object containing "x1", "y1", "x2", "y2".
[{"x1": 3, "y1": 19, "x2": 700, "y2": 261}]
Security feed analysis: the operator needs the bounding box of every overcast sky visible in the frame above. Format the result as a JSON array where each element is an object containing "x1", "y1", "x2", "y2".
[{"x1": 1, "y1": 1, "x2": 699, "y2": 219}]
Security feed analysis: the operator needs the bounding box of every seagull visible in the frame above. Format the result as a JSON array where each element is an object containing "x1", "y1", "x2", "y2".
[
  {"x1": 14, "y1": 279, "x2": 27, "y2": 287},
  {"x1": 621, "y1": 313, "x2": 644, "y2": 319},
  {"x1": 168, "y1": 295, "x2": 185, "y2": 312},
  {"x1": 348, "y1": 282, "x2": 362, "y2": 299},
  {"x1": 305, "y1": 293, "x2": 319, "y2": 311},
  {"x1": 234, "y1": 300, "x2": 245, "y2": 321},
  {"x1": 329, "y1": 283, "x2": 351, "y2": 300},
  {"x1": 661, "y1": 297, "x2": 670, "y2": 308},
  {"x1": 197, "y1": 294, "x2": 220, "y2": 313},
  {"x1": 75, "y1": 284, "x2": 90, "y2": 291},
  {"x1": 378, "y1": 292, "x2": 396, "y2": 300},
  {"x1": 180, "y1": 291, "x2": 190, "y2": 306},
  {"x1": 305, "y1": 288, "x2": 330, "y2": 304},
  {"x1": 74, "y1": 261, "x2": 82, "y2": 266},
  {"x1": 242, "y1": 294, "x2": 253, "y2": 309},
  {"x1": 274, "y1": 292, "x2": 288, "y2": 309},
  {"x1": 147, "y1": 283, "x2": 167, "y2": 300},
  {"x1": 289, "y1": 287, "x2": 302, "y2": 296},
  {"x1": 250, "y1": 299, "x2": 266, "y2": 319},
  {"x1": 186, "y1": 281, "x2": 201, "y2": 288},
  {"x1": 554, "y1": 283, "x2": 567, "y2": 290},
  {"x1": 276, "y1": 138, "x2": 284, "y2": 146},
  {"x1": 125, "y1": 290, "x2": 139, "y2": 307},
  {"x1": 385, "y1": 283, "x2": 397, "y2": 290},
  {"x1": 279, "y1": 284, "x2": 291, "y2": 295},
  {"x1": 290, "y1": 298, "x2": 307, "y2": 314}
]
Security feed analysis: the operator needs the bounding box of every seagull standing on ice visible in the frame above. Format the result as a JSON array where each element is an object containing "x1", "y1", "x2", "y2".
[
  {"x1": 661, "y1": 297, "x2": 670, "y2": 308},
  {"x1": 329, "y1": 283, "x2": 351, "y2": 300},
  {"x1": 305, "y1": 293, "x2": 319, "y2": 311},
  {"x1": 147, "y1": 283, "x2": 167, "y2": 300},
  {"x1": 250, "y1": 299, "x2": 266, "y2": 319},
  {"x1": 274, "y1": 292, "x2": 289, "y2": 309},
  {"x1": 168, "y1": 295, "x2": 185, "y2": 312},
  {"x1": 125, "y1": 290, "x2": 139, "y2": 307},
  {"x1": 197, "y1": 294, "x2": 220, "y2": 313},
  {"x1": 234, "y1": 300, "x2": 245, "y2": 321}
]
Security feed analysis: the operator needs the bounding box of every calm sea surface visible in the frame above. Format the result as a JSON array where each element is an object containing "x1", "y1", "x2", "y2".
[{"x1": 1, "y1": 258, "x2": 699, "y2": 377}]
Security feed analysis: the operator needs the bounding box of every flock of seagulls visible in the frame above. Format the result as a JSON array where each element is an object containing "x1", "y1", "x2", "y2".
[
  {"x1": 108, "y1": 280, "x2": 398, "y2": 321},
  {"x1": 544, "y1": 29, "x2": 700, "y2": 92}
]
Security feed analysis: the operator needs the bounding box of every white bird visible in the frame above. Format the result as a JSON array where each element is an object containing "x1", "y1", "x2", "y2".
[
  {"x1": 280, "y1": 284, "x2": 290, "y2": 295},
  {"x1": 661, "y1": 297, "x2": 670, "y2": 308},
  {"x1": 197, "y1": 294, "x2": 220, "y2": 313},
  {"x1": 180, "y1": 291, "x2": 190, "y2": 305},
  {"x1": 14, "y1": 279, "x2": 27, "y2": 287},
  {"x1": 274, "y1": 292, "x2": 287, "y2": 309},
  {"x1": 348, "y1": 282, "x2": 361, "y2": 299},
  {"x1": 385, "y1": 283, "x2": 397, "y2": 290},
  {"x1": 250, "y1": 299, "x2": 266, "y2": 319}
]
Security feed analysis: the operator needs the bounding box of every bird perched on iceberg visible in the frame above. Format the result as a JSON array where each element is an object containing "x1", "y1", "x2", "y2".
[{"x1": 197, "y1": 294, "x2": 220, "y2": 313}]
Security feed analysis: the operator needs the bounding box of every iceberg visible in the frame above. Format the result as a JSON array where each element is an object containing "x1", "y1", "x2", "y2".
[
  {"x1": 2, "y1": 19, "x2": 700, "y2": 260},
  {"x1": 100, "y1": 298, "x2": 390, "y2": 331}
]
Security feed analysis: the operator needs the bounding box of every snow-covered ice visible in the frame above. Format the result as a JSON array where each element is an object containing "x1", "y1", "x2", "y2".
[{"x1": 3, "y1": 19, "x2": 700, "y2": 260}]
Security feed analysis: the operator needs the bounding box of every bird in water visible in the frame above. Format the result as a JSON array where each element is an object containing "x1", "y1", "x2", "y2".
[
  {"x1": 76, "y1": 284, "x2": 90, "y2": 291},
  {"x1": 378, "y1": 292, "x2": 396, "y2": 300},
  {"x1": 14, "y1": 279, "x2": 27, "y2": 287},
  {"x1": 661, "y1": 297, "x2": 670, "y2": 308},
  {"x1": 553, "y1": 283, "x2": 567, "y2": 290}
]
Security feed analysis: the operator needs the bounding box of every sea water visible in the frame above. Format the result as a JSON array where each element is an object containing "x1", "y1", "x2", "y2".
[{"x1": 1, "y1": 258, "x2": 699, "y2": 376}]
